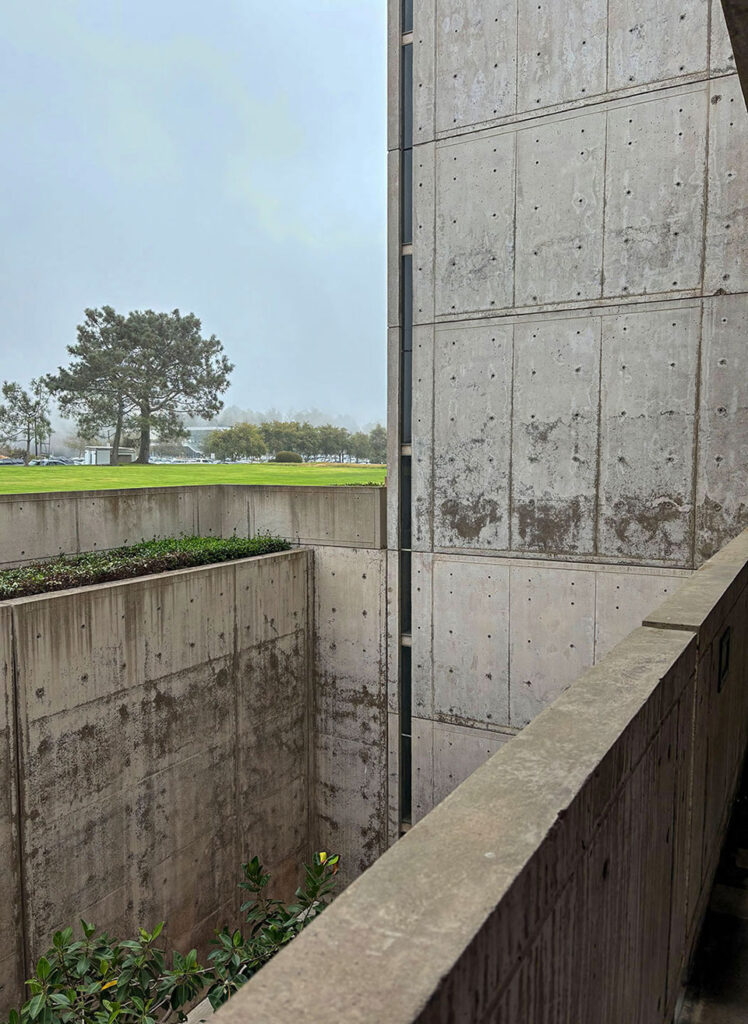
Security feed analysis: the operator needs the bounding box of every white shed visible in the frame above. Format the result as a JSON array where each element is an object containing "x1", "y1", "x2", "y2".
[{"x1": 84, "y1": 446, "x2": 136, "y2": 465}]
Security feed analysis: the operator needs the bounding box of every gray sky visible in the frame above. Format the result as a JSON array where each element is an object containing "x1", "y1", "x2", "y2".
[{"x1": 0, "y1": 1, "x2": 387, "y2": 426}]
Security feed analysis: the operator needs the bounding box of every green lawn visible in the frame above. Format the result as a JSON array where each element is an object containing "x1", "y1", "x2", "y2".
[{"x1": 0, "y1": 462, "x2": 386, "y2": 494}]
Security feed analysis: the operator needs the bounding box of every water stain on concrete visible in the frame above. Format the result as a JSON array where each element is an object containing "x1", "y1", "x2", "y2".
[{"x1": 440, "y1": 495, "x2": 501, "y2": 542}]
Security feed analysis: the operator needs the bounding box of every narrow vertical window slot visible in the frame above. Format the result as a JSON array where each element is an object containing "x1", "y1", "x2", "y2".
[
  {"x1": 402, "y1": 0, "x2": 413, "y2": 34},
  {"x1": 401, "y1": 255, "x2": 413, "y2": 445},
  {"x1": 400, "y1": 455, "x2": 412, "y2": 550},
  {"x1": 399, "y1": 644, "x2": 413, "y2": 825},
  {"x1": 398, "y1": 18, "x2": 414, "y2": 834},
  {"x1": 402, "y1": 148, "x2": 413, "y2": 245},
  {"x1": 399, "y1": 549, "x2": 412, "y2": 635},
  {"x1": 401, "y1": 43, "x2": 413, "y2": 151}
]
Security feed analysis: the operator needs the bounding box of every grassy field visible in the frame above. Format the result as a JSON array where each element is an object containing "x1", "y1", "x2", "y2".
[{"x1": 0, "y1": 462, "x2": 386, "y2": 495}]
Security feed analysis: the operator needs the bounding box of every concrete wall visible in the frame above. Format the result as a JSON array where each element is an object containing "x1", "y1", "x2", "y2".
[
  {"x1": 0, "y1": 605, "x2": 23, "y2": 1012},
  {"x1": 0, "y1": 484, "x2": 390, "y2": 897},
  {"x1": 389, "y1": 0, "x2": 748, "y2": 823},
  {"x1": 217, "y1": 529, "x2": 748, "y2": 1024},
  {"x1": 0, "y1": 485, "x2": 386, "y2": 567},
  {"x1": 312, "y1": 546, "x2": 389, "y2": 880},
  {"x1": 0, "y1": 550, "x2": 311, "y2": 1014}
]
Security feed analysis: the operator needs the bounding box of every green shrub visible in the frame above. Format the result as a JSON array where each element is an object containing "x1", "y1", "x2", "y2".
[
  {"x1": 1, "y1": 852, "x2": 340, "y2": 1024},
  {"x1": 272, "y1": 451, "x2": 303, "y2": 463},
  {"x1": 0, "y1": 535, "x2": 291, "y2": 601}
]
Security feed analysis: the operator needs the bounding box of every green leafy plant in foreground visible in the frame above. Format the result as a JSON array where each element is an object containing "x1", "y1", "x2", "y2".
[
  {"x1": 0, "y1": 535, "x2": 291, "y2": 601},
  {"x1": 2, "y1": 853, "x2": 340, "y2": 1024}
]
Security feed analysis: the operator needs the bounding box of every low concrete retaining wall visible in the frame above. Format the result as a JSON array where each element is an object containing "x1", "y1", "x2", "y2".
[
  {"x1": 0, "y1": 485, "x2": 386, "y2": 567},
  {"x1": 221, "y1": 529, "x2": 748, "y2": 1023},
  {"x1": 0, "y1": 483, "x2": 391, "y2": 892},
  {"x1": 0, "y1": 549, "x2": 311, "y2": 1015}
]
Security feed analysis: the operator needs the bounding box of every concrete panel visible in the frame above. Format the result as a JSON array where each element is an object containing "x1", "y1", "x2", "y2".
[
  {"x1": 411, "y1": 716, "x2": 434, "y2": 822},
  {"x1": 433, "y1": 324, "x2": 513, "y2": 550},
  {"x1": 432, "y1": 721, "x2": 512, "y2": 807},
  {"x1": 432, "y1": 558, "x2": 510, "y2": 727},
  {"x1": 411, "y1": 551, "x2": 433, "y2": 719},
  {"x1": 515, "y1": 111, "x2": 606, "y2": 306},
  {"x1": 386, "y1": 552, "x2": 401, "y2": 842},
  {"x1": 412, "y1": 325, "x2": 434, "y2": 552},
  {"x1": 509, "y1": 564, "x2": 596, "y2": 727},
  {"x1": 249, "y1": 487, "x2": 386, "y2": 549},
  {"x1": 314, "y1": 732, "x2": 388, "y2": 882},
  {"x1": 0, "y1": 493, "x2": 79, "y2": 567},
  {"x1": 313, "y1": 546, "x2": 388, "y2": 884},
  {"x1": 603, "y1": 88, "x2": 707, "y2": 298},
  {"x1": 0, "y1": 606, "x2": 23, "y2": 1016},
  {"x1": 711, "y1": 0, "x2": 738, "y2": 74},
  {"x1": 413, "y1": 143, "x2": 436, "y2": 325},
  {"x1": 511, "y1": 317, "x2": 601, "y2": 555},
  {"x1": 205, "y1": 485, "x2": 250, "y2": 538},
  {"x1": 313, "y1": 547, "x2": 387, "y2": 747},
  {"x1": 386, "y1": 0, "x2": 400, "y2": 153},
  {"x1": 517, "y1": 0, "x2": 606, "y2": 110},
  {"x1": 594, "y1": 570, "x2": 686, "y2": 663},
  {"x1": 434, "y1": 0, "x2": 517, "y2": 133},
  {"x1": 413, "y1": 0, "x2": 436, "y2": 144},
  {"x1": 434, "y1": 133, "x2": 515, "y2": 317},
  {"x1": 696, "y1": 296, "x2": 748, "y2": 563},
  {"x1": 76, "y1": 487, "x2": 199, "y2": 550},
  {"x1": 236, "y1": 632, "x2": 308, "y2": 899},
  {"x1": 598, "y1": 306, "x2": 699, "y2": 563},
  {"x1": 608, "y1": 0, "x2": 708, "y2": 90},
  {"x1": 386, "y1": 548, "x2": 400, "y2": 713},
  {"x1": 705, "y1": 74, "x2": 748, "y2": 294},
  {"x1": 11, "y1": 551, "x2": 310, "y2": 964}
]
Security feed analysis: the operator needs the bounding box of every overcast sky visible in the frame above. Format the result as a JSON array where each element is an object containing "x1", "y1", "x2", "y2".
[{"x1": 0, "y1": 1, "x2": 387, "y2": 426}]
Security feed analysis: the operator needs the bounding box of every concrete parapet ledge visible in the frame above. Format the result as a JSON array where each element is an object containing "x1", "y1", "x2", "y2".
[
  {"x1": 219, "y1": 530, "x2": 748, "y2": 1023},
  {"x1": 216, "y1": 627, "x2": 696, "y2": 1022}
]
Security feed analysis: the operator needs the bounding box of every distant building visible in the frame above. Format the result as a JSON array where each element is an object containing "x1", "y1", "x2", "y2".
[
  {"x1": 84, "y1": 446, "x2": 136, "y2": 465},
  {"x1": 150, "y1": 441, "x2": 205, "y2": 459}
]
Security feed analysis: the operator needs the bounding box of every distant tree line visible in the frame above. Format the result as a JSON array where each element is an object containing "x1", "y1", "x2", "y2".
[{"x1": 206, "y1": 420, "x2": 387, "y2": 463}]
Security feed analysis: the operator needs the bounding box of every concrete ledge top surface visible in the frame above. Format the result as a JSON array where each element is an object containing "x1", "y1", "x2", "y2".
[
  {"x1": 216, "y1": 625, "x2": 695, "y2": 1024},
  {"x1": 0, "y1": 483, "x2": 385, "y2": 502},
  {"x1": 0, "y1": 547, "x2": 308, "y2": 607},
  {"x1": 643, "y1": 528, "x2": 748, "y2": 646}
]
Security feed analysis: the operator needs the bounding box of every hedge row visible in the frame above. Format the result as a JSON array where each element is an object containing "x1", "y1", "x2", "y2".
[{"x1": 0, "y1": 535, "x2": 291, "y2": 600}]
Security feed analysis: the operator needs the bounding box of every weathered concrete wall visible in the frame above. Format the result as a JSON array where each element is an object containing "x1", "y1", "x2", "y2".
[
  {"x1": 389, "y1": 0, "x2": 748, "y2": 822},
  {"x1": 217, "y1": 529, "x2": 748, "y2": 1024},
  {"x1": 0, "y1": 550, "x2": 311, "y2": 1014},
  {"x1": 312, "y1": 546, "x2": 389, "y2": 883},
  {"x1": 0, "y1": 485, "x2": 386, "y2": 567},
  {"x1": 410, "y1": 551, "x2": 691, "y2": 818},
  {"x1": 0, "y1": 606, "x2": 23, "y2": 1012},
  {"x1": 0, "y1": 484, "x2": 391, "y2": 893}
]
